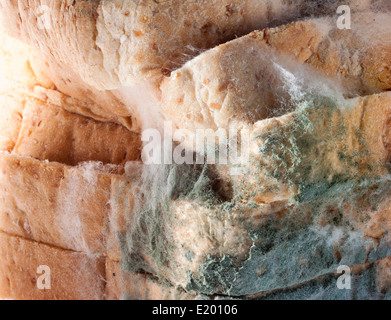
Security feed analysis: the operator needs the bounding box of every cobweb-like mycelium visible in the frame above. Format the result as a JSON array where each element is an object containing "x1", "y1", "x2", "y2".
[{"x1": 113, "y1": 11, "x2": 391, "y2": 299}]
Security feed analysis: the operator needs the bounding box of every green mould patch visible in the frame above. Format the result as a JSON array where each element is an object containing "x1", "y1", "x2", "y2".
[
  {"x1": 185, "y1": 223, "x2": 373, "y2": 296},
  {"x1": 296, "y1": 175, "x2": 356, "y2": 203},
  {"x1": 184, "y1": 177, "x2": 391, "y2": 296},
  {"x1": 297, "y1": 175, "x2": 391, "y2": 204},
  {"x1": 258, "y1": 261, "x2": 389, "y2": 300},
  {"x1": 248, "y1": 94, "x2": 382, "y2": 205},
  {"x1": 118, "y1": 92, "x2": 391, "y2": 297},
  {"x1": 185, "y1": 255, "x2": 238, "y2": 295},
  {"x1": 185, "y1": 251, "x2": 195, "y2": 262},
  {"x1": 223, "y1": 224, "x2": 371, "y2": 296},
  {"x1": 119, "y1": 162, "x2": 236, "y2": 278}
]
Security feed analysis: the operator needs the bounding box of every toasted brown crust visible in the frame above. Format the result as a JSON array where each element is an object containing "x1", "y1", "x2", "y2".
[{"x1": 0, "y1": 232, "x2": 106, "y2": 300}]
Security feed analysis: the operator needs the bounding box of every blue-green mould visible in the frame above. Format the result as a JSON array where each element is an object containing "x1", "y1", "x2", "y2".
[{"x1": 118, "y1": 94, "x2": 391, "y2": 298}]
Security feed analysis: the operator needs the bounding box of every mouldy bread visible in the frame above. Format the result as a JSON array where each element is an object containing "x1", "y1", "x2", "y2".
[
  {"x1": 0, "y1": 232, "x2": 105, "y2": 300},
  {"x1": 260, "y1": 13, "x2": 391, "y2": 95},
  {"x1": 164, "y1": 91, "x2": 391, "y2": 205},
  {"x1": 0, "y1": 0, "x2": 379, "y2": 89},
  {"x1": 1, "y1": 0, "x2": 391, "y2": 301},
  {"x1": 121, "y1": 93, "x2": 391, "y2": 295},
  {"x1": 0, "y1": 231, "x2": 201, "y2": 300},
  {"x1": 251, "y1": 257, "x2": 391, "y2": 300},
  {"x1": 0, "y1": 89, "x2": 141, "y2": 167},
  {"x1": 0, "y1": 152, "x2": 136, "y2": 255},
  {"x1": 232, "y1": 92, "x2": 391, "y2": 204},
  {"x1": 129, "y1": 173, "x2": 391, "y2": 296},
  {"x1": 161, "y1": 12, "x2": 391, "y2": 134},
  {"x1": 107, "y1": 175, "x2": 135, "y2": 262}
]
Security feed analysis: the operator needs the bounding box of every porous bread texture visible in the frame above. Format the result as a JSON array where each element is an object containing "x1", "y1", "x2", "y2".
[
  {"x1": 263, "y1": 13, "x2": 391, "y2": 94},
  {"x1": 0, "y1": 0, "x2": 380, "y2": 90},
  {"x1": 0, "y1": 26, "x2": 138, "y2": 131},
  {"x1": 161, "y1": 12, "x2": 391, "y2": 134},
  {"x1": 0, "y1": 88, "x2": 141, "y2": 167},
  {"x1": 0, "y1": 230, "x2": 202, "y2": 300},
  {"x1": 0, "y1": 232, "x2": 105, "y2": 300},
  {"x1": 0, "y1": 152, "x2": 136, "y2": 257}
]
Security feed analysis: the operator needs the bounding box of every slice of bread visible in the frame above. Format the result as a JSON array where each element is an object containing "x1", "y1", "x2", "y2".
[
  {"x1": 0, "y1": 230, "x2": 201, "y2": 300},
  {"x1": 121, "y1": 92, "x2": 391, "y2": 295},
  {"x1": 0, "y1": 89, "x2": 141, "y2": 167},
  {"x1": 1, "y1": 1, "x2": 390, "y2": 301},
  {"x1": 0, "y1": 152, "x2": 134, "y2": 256},
  {"x1": 0, "y1": 27, "x2": 138, "y2": 131},
  {"x1": 0, "y1": 232, "x2": 105, "y2": 300}
]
